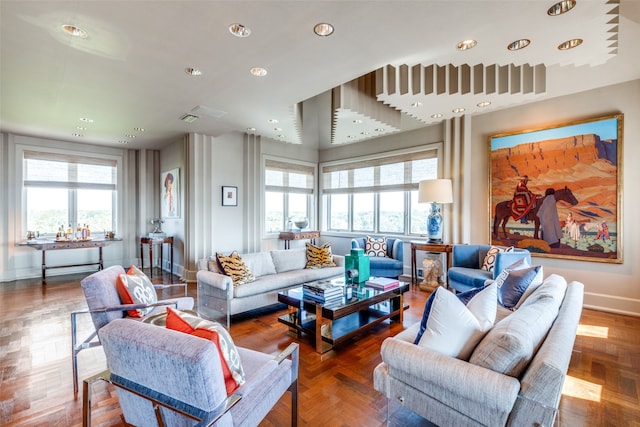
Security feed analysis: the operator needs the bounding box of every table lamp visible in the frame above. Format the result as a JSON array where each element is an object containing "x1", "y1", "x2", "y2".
[{"x1": 418, "y1": 179, "x2": 453, "y2": 243}]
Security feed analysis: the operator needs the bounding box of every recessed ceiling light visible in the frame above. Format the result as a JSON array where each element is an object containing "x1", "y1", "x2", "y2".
[
  {"x1": 246, "y1": 127, "x2": 256, "y2": 132},
  {"x1": 277, "y1": 134, "x2": 285, "y2": 138},
  {"x1": 547, "y1": 0, "x2": 576, "y2": 16},
  {"x1": 62, "y1": 24, "x2": 87, "y2": 38},
  {"x1": 431, "y1": 113, "x2": 443, "y2": 119},
  {"x1": 558, "y1": 38, "x2": 583, "y2": 50},
  {"x1": 452, "y1": 107, "x2": 466, "y2": 113},
  {"x1": 457, "y1": 39, "x2": 477, "y2": 51},
  {"x1": 477, "y1": 101, "x2": 491, "y2": 107},
  {"x1": 133, "y1": 127, "x2": 145, "y2": 132},
  {"x1": 274, "y1": 127, "x2": 282, "y2": 131},
  {"x1": 352, "y1": 119, "x2": 363, "y2": 124},
  {"x1": 185, "y1": 67, "x2": 202, "y2": 76},
  {"x1": 125, "y1": 134, "x2": 136, "y2": 138},
  {"x1": 79, "y1": 117, "x2": 93, "y2": 123},
  {"x1": 374, "y1": 128, "x2": 385, "y2": 132},
  {"x1": 361, "y1": 131, "x2": 369, "y2": 135},
  {"x1": 250, "y1": 67, "x2": 267, "y2": 77},
  {"x1": 268, "y1": 119, "x2": 278, "y2": 124},
  {"x1": 72, "y1": 133, "x2": 84, "y2": 137},
  {"x1": 76, "y1": 126, "x2": 86, "y2": 130},
  {"x1": 314, "y1": 23, "x2": 334, "y2": 37},
  {"x1": 229, "y1": 23, "x2": 251, "y2": 37},
  {"x1": 118, "y1": 140, "x2": 129, "y2": 144},
  {"x1": 507, "y1": 39, "x2": 531, "y2": 51},
  {"x1": 347, "y1": 135, "x2": 357, "y2": 139},
  {"x1": 411, "y1": 101, "x2": 423, "y2": 107}
]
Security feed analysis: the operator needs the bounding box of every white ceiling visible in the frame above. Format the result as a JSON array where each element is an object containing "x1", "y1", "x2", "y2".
[{"x1": 1, "y1": 1, "x2": 639, "y2": 151}]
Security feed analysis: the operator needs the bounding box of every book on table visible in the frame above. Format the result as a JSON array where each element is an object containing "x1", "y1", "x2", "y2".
[
  {"x1": 303, "y1": 279, "x2": 343, "y2": 298},
  {"x1": 302, "y1": 292, "x2": 343, "y2": 305},
  {"x1": 365, "y1": 277, "x2": 400, "y2": 290}
]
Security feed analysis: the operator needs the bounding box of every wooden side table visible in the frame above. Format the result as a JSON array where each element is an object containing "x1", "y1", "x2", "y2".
[
  {"x1": 140, "y1": 236, "x2": 174, "y2": 277},
  {"x1": 410, "y1": 241, "x2": 453, "y2": 288},
  {"x1": 278, "y1": 231, "x2": 320, "y2": 249}
]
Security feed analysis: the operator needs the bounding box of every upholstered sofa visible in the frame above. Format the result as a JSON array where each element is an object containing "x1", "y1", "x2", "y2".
[
  {"x1": 448, "y1": 244, "x2": 531, "y2": 293},
  {"x1": 351, "y1": 237, "x2": 404, "y2": 278},
  {"x1": 374, "y1": 274, "x2": 584, "y2": 427},
  {"x1": 197, "y1": 248, "x2": 344, "y2": 327}
]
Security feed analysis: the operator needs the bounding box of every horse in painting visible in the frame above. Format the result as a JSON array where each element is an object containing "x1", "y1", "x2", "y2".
[{"x1": 493, "y1": 186, "x2": 579, "y2": 239}]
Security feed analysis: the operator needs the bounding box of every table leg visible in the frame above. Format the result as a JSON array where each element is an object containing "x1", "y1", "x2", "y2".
[
  {"x1": 140, "y1": 243, "x2": 144, "y2": 270},
  {"x1": 42, "y1": 250, "x2": 46, "y2": 285},
  {"x1": 169, "y1": 241, "x2": 173, "y2": 276},
  {"x1": 160, "y1": 244, "x2": 163, "y2": 275},
  {"x1": 98, "y1": 247, "x2": 103, "y2": 270},
  {"x1": 315, "y1": 304, "x2": 332, "y2": 354},
  {"x1": 411, "y1": 246, "x2": 416, "y2": 286},
  {"x1": 149, "y1": 243, "x2": 153, "y2": 278}
]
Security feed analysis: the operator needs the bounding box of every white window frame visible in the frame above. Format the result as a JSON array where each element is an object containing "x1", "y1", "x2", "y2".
[{"x1": 319, "y1": 143, "x2": 443, "y2": 236}]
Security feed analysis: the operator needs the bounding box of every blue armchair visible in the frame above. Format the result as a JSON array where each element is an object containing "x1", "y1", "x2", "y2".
[
  {"x1": 351, "y1": 237, "x2": 404, "y2": 278},
  {"x1": 448, "y1": 244, "x2": 531, "y2": 293}
]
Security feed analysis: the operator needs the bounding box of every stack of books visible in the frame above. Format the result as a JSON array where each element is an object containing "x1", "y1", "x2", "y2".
[
  {"x1": 303, "y1": 280, "x2": 343, "y2": 305},
  {"x1": 365, "y1": 277, "x2": 400, "y2": 290}
]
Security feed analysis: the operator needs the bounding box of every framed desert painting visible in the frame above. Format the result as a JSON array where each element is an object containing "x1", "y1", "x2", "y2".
[{"x1": 489, "y1": 113, "x2": 623, "y2": 263}]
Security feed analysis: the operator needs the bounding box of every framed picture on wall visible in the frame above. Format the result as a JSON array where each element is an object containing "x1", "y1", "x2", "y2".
[
  {"x1": 222, "y1": 186, "x2": 238, "y2": 206},
  {"x1": 489, "y1": 113, "x2": 623, "y2": 263},
  {"x1": 161, "y1": 168, "x2": 180, "y2": 218}
]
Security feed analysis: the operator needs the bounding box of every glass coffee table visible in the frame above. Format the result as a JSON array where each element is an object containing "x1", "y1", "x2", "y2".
[{"x1": 277, "y1": 277, "x2": 409, "y2": 354}]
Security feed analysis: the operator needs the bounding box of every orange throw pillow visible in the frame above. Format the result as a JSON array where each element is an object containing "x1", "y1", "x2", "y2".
[
  {"x1": 116, "y1": 265, "x2": 157, "y2": 318},
  {"x1": 165, "y1": 308, "x2": 245, "y2": 395}
]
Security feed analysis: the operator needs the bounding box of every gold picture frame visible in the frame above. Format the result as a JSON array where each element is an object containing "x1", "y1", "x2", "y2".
[{"x1": 489, "y1": 113, "x2": 623, "y2": 263}]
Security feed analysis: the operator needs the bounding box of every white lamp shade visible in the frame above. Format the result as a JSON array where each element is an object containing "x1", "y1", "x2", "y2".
[{"x1": 418, "y1": 179, "x2": 453, "y2": 204}]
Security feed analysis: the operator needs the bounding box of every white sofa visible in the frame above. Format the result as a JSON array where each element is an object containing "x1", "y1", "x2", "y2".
[
  {"x1": 197, "y1": 248, "x2": 344, "y2": 327},
  {"x1": 374, "y1": 274, "x2": 584, "y2": 427}
]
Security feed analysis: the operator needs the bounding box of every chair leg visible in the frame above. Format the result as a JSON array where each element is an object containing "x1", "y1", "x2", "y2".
[{"x1": 290, "y1": 380, "x2": 298, "y2": 427}]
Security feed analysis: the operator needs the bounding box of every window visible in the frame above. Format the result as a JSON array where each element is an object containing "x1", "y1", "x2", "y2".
[
  {"x1": 23, "y1": 151, "x2": 117, "y2": 236},
  {"x1": 321, "y1": 147, "x2": 439, "y2": 235},
  {"x1": 264, "y1": 158, "x2": 315, "y2": 233}
]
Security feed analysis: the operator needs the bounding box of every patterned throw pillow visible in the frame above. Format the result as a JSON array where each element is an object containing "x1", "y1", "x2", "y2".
[
  {"x1": 481, "y1": 246, "x2": 514, "y2": 271},
  {"x1": 116, "y1": 265, "x2": 158, "y2": 318},
  {"x1": 216, "y1": 251, "x2": 255, "y2": 286},
  {"x1": 305, "y1": 243, "x2": 337, "y2": 269},
  {"x1": 165, "y1": 307, "x2": 245, "y2": 395},
  {"x1": 365, "y1": 236, "x2": 387, "y2": 257}
]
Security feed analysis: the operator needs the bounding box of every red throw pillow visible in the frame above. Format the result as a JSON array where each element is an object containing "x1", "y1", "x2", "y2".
[
  {"x1": 165, "y1": 308, "x2": 245, "y2": 395},
  {"x1": 116, "y1": 265, "x2": 157, "y2": 317}
]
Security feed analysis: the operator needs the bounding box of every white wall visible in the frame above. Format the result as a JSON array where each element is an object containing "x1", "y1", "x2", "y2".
[{"x1": 470, "y1": 79, "x2": 640, "y2": 315}]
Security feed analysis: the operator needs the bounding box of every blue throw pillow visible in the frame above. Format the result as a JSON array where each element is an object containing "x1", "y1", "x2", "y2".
[
  {"x1": 414, "y1": 285, "x2": 487, "y2": 344},
  {"x1": 496, "y1": 265, "x2": 542, "y2": 309}
]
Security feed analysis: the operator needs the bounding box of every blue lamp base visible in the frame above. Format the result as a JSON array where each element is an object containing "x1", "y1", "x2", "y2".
[{"x1": 427, "y1": 203, "x2": 443, "y2": 243}]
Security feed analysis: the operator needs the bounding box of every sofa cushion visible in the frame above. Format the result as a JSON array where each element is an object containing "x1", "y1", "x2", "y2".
[
  {"x1": 166, "y1": 307, "x2": 245, "y2": 395},
  {"x1": 494, "y1": 258, "x2": 543, "y2": 309},
  {"x1": 305, "y1": 242, "x2": 337, "y2": 269},
  {"x1": 216, "y1": 251, "x2": 256, "y2": 286},
  {"x1": 469, "y1": 275, "x2": 567, "y2": 377},
  {"x1": 481, "y1": 245, "x2": 513, "y2": 271},
  {"x1": 241, "y1": 251, "x2": 277, "y2": 277},
  {"x1": 116, "y1": 265, "x2": 157, "y2": 317},
  {"x1": 415, "y1": 284, "x2": 497, "y2": 360},
  {"x1": 365, "y1": 236, "x2": 388, "y2": 257},
  {"x1": 270, "y1": 248, "x2": 307, "y2": 273}
]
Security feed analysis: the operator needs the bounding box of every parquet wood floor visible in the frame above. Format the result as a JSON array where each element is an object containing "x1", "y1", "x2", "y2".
[{"x1": 1, "y1": 271, "x2": 638, "y2": 426}]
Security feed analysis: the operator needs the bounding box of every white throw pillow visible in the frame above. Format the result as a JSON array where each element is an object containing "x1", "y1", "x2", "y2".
[{"x1": 417, "y1": 283, "x2": 497, "y2": 360}]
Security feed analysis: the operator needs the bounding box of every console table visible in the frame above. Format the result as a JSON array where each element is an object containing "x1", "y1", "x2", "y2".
[
  {"x1": 278, "y1": 231, "x2": 320, "y2": 249},
  {"x1": 140, "y1": 236, "x2": 174, "y2": 277},
  {"x1": 19, "y1": 238, "x2": 121, "y2": 284},
  {"x1": 410, "y1": 241, "x2": 453, "y2": 288}
]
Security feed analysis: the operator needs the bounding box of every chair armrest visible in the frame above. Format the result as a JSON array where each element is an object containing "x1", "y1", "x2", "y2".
[
  {"x1": 197, "y1": 270, "x2": 233, "y2": 299},
  {"x1": 154, "y1": 282, "x2": 188, "y2": 297},
  {"x1": 380, "y1": 337, "x2": 520, "y2": 408},
  {"x1": 493, "y1": 250, "x2": 532, "y2": 278},
  {"x1": 274, "y1": 343, "x2": 299, "y2": 382}
]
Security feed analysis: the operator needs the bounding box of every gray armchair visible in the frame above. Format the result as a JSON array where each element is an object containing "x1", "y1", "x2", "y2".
[
  {"x1": 83, "y1": 319, "x2": 299, "y2": 427},
  {"x1": 72, "y1": 265, "x2": 193, "y2": 394}
]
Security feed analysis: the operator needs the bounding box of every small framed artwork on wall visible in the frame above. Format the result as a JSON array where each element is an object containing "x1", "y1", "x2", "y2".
[{"x1": 222, "y1": 186, "x2": 238, "y2": 206}]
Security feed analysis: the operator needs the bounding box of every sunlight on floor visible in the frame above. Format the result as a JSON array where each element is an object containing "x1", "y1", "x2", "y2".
[
  {"x1": 576, "y1": 324, "x2": 609, "y2": 338},
  {"x1": 562, "y1": 375, "x2": 602, "y2": 402}
]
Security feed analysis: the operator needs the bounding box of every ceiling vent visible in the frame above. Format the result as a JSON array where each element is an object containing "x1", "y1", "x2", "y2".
[
  {"x1": 180, "y1": 114, "x2": 199, "y2": 123},
  {"x1": 190, "y1": 105, "x2": 227, "y2": 119}
]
